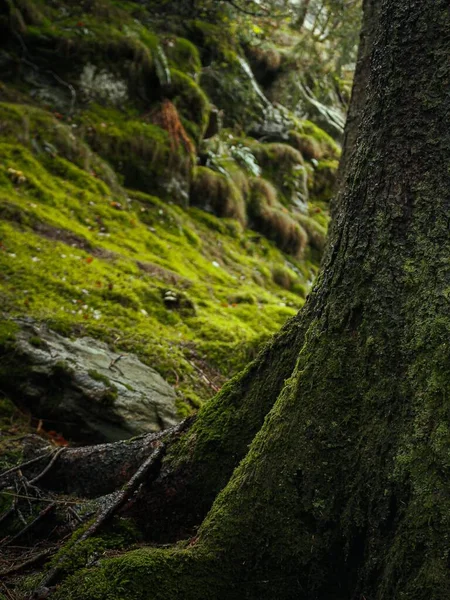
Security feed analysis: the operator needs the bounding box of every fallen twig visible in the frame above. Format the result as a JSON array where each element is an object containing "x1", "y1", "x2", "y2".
[
  {"x1": 187, "y1": 359, "x2": 220, "y2": 393},
  {"x1": 0, "y1": 452, "x2": 53, "y2": 481},
  {"x1": 1, "y1": 581, "x2": 16, "y2": 600},
  {"x1": 108, "y1": 354, "x2": 126, "y2": 372},
  {"x1": 1, "y1": 503, "x2": 56, "y2": 548},
  {"x1": 0, "y1": 547, "x2": 55, "y2": 576}
]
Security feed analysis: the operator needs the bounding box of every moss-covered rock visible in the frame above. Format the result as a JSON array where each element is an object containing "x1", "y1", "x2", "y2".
[
  {"x1": 164, "y1": 36, "x2": 202, "y2": 81},
  {"x1": 248, "y1": 178, "x2": 307, "y2": 257},
  {"x1": 250, "y1": 142, "x2": 309, "y2": 210},
  {"x1": 79, "y1": 104, "x2": 193, "y2": 204},
  {"x1": 170, "y1": 69, "x2": 210, "y2": 144},
  {"x1": 190, "y1": 166, "x2": 246, "y2": 224},
  {"x1": 309, "y1": 158, "x2": 340, "y2": 202}
]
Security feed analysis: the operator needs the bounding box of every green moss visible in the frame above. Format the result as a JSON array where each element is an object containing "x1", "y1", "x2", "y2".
[
  {"x1": 249, "y1": 141, "x2": 308, "y2": 208},
  {"x1": 187, "y1": 19, "x2": 237, "y2": 59},
  {"x1": 170, "y1": 69, "x2": 210, "y2": 144},
  {"x1": 247, "y1": 178, "x2": 307, "y2": 256},
  {"x1": 53, "y1": 547, "x2": 220, "y2": 600},
  {"x1": 299, "y1": 120, "x2": 340, "y2": 159},
  {"x1": 310, "y1": 158, "x2": 339, "y2": 202},
  {"x1": 0, "y1": 319, "x2": 19, "y2": 345},
  {"x1": 190, "y1": 166, "x2": 246, "y2": 224},
  {"x1": 271, "y1": 264, "x2": 306, "y2": 296},
  {"x1": 88, "y1": 370, "x2": 111, "y2": 386},
  {"x1": 28, "y1": 335, "x2": 44, "y2": 347},
  {"x1": 288, "y1": 131, "x2": 323, "y2": 161},
  {"x1": 165, "y1": 37, "x2": 202, "y2": 80},
  {"x1": 78, "y1": 104, "x2": 191, "y2": 201},
  {"x1": 297, "y1": 214, "x2": 327, "y2": 253},
  {"x1": 47, "y1": 518, "x2": 141, "y2": 584}
]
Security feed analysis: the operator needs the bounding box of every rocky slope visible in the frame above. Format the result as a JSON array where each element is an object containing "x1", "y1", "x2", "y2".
[{"x1": 0, "y1": 0, "x2": 348, "y2": 443}]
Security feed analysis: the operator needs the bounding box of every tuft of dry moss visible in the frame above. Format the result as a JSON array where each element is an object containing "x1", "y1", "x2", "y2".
[
  {"x1": 248, "y1": 178, "x2": 307, "y2": 257},
  {"x1": 190, "y1": 166, "x2": 246, "y2": 225}
]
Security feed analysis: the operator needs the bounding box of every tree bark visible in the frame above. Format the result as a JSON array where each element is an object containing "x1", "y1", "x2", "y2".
[
  {"x1": 24, "y1": 0, "x2": 450, "y2": 598},
  {"x1": 336, "y1": 0, "x2": 379, "y2": 183},
  {"x1": 296, "y1": 0, "x2": 311, "y2": 29}
]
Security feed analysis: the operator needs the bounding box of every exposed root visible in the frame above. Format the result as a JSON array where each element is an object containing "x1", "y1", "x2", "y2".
[
  {"x1": 33, "y1": 418, "x2": 192, "y2": 592},
  {"x1": 28, "y1": 449, "x2": 66, "y2": 486}
]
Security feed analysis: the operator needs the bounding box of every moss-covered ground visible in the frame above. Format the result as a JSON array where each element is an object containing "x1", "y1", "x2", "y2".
[
  {"x1": 0, "y1": 0, "x2": 341, "y2": 421},
  {"x1": 0, "y1": 150, "x2": 308, "y2": 411}
]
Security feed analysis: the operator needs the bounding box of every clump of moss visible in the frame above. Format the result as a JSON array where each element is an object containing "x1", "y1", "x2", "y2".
[
  {"x1": 272, "y1": 265, "x2": 295, "y2": 290},
  {"x1": 170, "y1": 69, "x2": 210, "y2": 145},
  {"x1": 228, "y1": 292, "x2": 257, "y2": 305},
  {"x1": 245, "y1": 44, "x2": 282, "y2": 83},
  {"x1": 250, "y1": 142, "x2": 308, "y2": 207},
  {"x1": 288, "y1": 131, "x2": 323, "y2": 161},
  {"x1": 88, "y1": 369, "x2": 112, "y2": 386},
  {"x1": 80, "y1": 105, "x2": 192, "y2": 202},
  {"x1": 29, "y1": 335, "x2": 45, "y2": 348},
  {"x1": 299, "y1": 120, "x2": 340, "y2": 160},
  {"x1": 190, "y1": 166, "x2": 246, "y2": 225},
  {"x1": 9, "y1": 0, "x2": 44, "y2": 30},
  {"x1": 310, "y1": 159, "x2": 339, "y2": 202},
  {"x1": 0, "y1": 103, "x2": 121, "y2": 194},
  {"x1": 248, "y1": 178, "x2": 307, "y2": 256},
  {"x1": 297, "y1": 214, "x2": 327, "y2": 253},
  {"x1": 272, "y1": 265, "x2": 307, "y2": 298},
  {"x1": 0, "y1": 319, "x2": 19, "y2": 346},
  {"x1": 164, "y1": 37, "x2": 202, "y2": 81}
]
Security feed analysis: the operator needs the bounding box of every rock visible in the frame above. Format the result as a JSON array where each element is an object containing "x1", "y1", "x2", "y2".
[
  {"x1": 1, "y1": 319, "x2": 179, "y2": 443},
  {"x1": 162, "y1": 289, "x2": 197, "y2": 315},
  {"x1": 204, "y1": 106, "x2": 224, "y2": 139}
]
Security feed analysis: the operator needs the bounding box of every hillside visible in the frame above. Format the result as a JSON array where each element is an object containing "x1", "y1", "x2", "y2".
[{"x1": 0, "y1": 0, "x2": 351, "y2": 443}]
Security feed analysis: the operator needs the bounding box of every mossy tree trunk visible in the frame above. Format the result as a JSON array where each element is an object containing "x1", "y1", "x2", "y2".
[
  {"x1": 38, "y1": 1, "x2": 450, "y2": 598},
  {"x1": 337, "y1": 0, "x2": 379, "y2": 183}
]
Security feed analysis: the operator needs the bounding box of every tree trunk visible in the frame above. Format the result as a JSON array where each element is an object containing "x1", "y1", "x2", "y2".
[
  {"x1": 336, "y1": 0, "x2": 380, "y2": 184},
  {"x1": 18, "y1": 0, "x2": 450, "y2": 598},
  {"x1": 296, "y1": 0, "x2": 311, "y2": 29}
]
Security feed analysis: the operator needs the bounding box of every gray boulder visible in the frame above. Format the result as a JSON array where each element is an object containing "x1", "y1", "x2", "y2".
[{"x1": 1, "y1": 319, "x2": 179, "y2": 443}]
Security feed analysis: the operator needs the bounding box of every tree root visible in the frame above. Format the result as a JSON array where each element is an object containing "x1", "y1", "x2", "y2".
[
  {"x1": 34, "y1": 418, "x2": 192, "y2": 593},
  {"x1": 28, "y1": 449, "x2": 66, "y2": 486}
]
